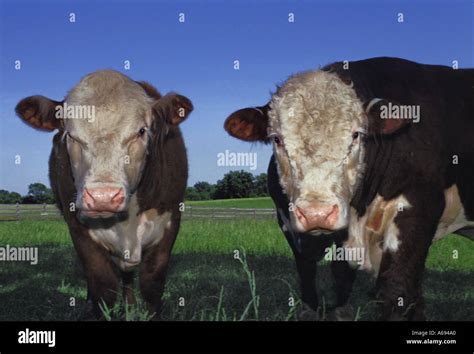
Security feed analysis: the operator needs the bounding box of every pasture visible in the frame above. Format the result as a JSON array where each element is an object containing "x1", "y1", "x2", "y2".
[{"x1": 0, "y1": 198, "x2": 473, "y2": 321}]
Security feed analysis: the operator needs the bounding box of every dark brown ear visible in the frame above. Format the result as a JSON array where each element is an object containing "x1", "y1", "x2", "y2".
[
  {"x1": 365, "y1": 98, "x2": 412, "y2": 135},
  {"x1": 224, "y1": 104, "x2": 270, "y2": 142},
  {"x1": 136, "y1": 81, "x2": 162, "y2": 100},
  {"x1": 153, "y1": 93, "x2": 193, "y2": 126},
  {"x1": 15, "y1": 95, "x2": 64, "y2": 132}
]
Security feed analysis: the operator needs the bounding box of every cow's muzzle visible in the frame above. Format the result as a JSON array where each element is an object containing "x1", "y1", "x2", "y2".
[
  {"x1": 295, "y1": 203, "x2": 339, "y2": 232},
  {"x1": 81, "y1": 186, "x2": 126, "y2": 217}
]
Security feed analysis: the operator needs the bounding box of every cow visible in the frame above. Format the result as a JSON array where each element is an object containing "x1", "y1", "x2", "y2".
[
  {"x1": 225, "y1": 113, "x2": 357, "y2": 317},
  {"x1": 224, "y1": 57, "x2": 474, "y2": 320},
  {"x1": 15, "y1": 70, "x2": 193, "y2": 318}
]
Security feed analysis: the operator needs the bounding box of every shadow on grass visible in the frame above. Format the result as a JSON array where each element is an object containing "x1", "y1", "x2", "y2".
[
  {"x1": 0, "y1": 244, "x2": 86, "y2": 320},
  {"x1": 0, "y1": 245, "x2": 472, "y2": 321}
]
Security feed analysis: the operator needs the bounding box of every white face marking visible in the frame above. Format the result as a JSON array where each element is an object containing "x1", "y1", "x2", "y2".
[
  {"x1": 64, "y1": 70, "x2": 155, "y2": 211},
  {"x1": 88, "y1": 195, "x2": 172, "y2": 271},
  {"x1": 268, "y1": 70, "x2": 367, "y2": 231}
]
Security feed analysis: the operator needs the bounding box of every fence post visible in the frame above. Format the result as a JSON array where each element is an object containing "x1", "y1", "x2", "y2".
[
  {"x1": 43, "y1": 203, "x2": 47, "y2": 218},
  {"x1": 16, "y1": 202, "x2": 20, "y2": 220}
]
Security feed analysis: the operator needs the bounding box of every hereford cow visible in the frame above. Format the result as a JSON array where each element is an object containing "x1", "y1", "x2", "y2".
[
  {"x1": 224, "y1": 57, "x2": 474, "y2": 320},
  {"x1": 225, "y1": 114, "x2": 357, "y2": 316},
  {"x1": 16, "y1": 70, "x2": 193, "y2": 318}
]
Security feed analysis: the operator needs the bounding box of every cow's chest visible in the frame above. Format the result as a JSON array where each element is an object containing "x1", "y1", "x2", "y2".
[
  {"x1": 346, "y1": 194, "x2": 410, "y2": 275},
  {"x1": 346, "y1": 184, "x2": 474, "y2": 276},
  {"x1": 87, "y1": 196, "x2": 172, "y2": 271}
]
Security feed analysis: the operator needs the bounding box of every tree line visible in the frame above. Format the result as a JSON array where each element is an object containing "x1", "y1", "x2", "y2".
[
  {"x1": 0, "y1": 183, "x2": 55, "y2": 204},
  {"x1": 0, "y1": 171, "x2": 269, "y2": 204},
  {"x1": 186, "y1": 170, "x2": 268, "y2": 201}
]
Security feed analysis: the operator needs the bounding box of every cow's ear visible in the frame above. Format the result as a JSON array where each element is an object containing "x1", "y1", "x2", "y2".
[
  {"x1": 365, "y1": 98, "x2": 411, "y2": 135},
  {"x1": 224, "y1": 105, "x2": 269, "y2": 142},
  {"x1": 153, "y1": 93, "x2": 193, "y2": 126},
  {"x1": 136, "y1": 81, "x2": 162, "y2": 100},
  {"x1": 15, "y1": 95, "x2": 64, "y2": 132}
]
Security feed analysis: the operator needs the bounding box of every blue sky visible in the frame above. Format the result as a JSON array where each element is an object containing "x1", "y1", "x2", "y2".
[{"x1": 0, "y1": 0, "x2": 472, "y2": 194}]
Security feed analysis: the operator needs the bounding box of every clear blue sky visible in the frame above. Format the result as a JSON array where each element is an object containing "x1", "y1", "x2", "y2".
[{"x1": 0, "y1": 0, "x2": 472, "y2": 194}]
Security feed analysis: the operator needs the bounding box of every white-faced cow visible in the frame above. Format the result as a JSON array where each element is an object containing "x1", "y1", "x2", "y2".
[
  {"x1": 224, "y1": 57, "x2": 474, "y2": 320},
  {"x1": 225, "y1": 111, "x2": 357, "y2": 316},
  {"x1": 16, "y1": 70, "x2": 193, "y2": 318}
]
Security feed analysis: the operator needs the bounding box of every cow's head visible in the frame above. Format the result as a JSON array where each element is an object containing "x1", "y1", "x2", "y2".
[
  {"x1": 225, "y1": 70, "x2": 410, "y2": 234},
  {"x1": 16, "y1": 70, "x2": 192, "y2": 221}
]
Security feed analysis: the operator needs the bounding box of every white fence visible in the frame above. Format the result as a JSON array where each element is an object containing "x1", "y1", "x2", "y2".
[{"x1": 0, "y1": 204, "x2": 276, "y2": 221}]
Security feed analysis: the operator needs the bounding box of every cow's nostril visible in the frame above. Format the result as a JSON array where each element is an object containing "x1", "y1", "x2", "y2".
[
  {"x1": 295, "y1": 207, "x2": 304, "y2": 220},
  {"x1": 84, "y1": 188, "x2": 95, "y2": 201},
  {"x1": 111, "y1": 190, "x2": 125, "y2": 205},
  {"x1": 295, "y1": 207, "x2": 309, "y2": 227},
  {"x1": 83, "y1": 188, "x2": 96, "y2": 209},
  {"x1": 326, "y1": 205, "x2": 338, "y2": 219}
]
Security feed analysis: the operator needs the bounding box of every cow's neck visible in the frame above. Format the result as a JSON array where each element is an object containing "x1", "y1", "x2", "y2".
[{"x1": 87, "y1": 194, "x2": 172, "y2": 271}]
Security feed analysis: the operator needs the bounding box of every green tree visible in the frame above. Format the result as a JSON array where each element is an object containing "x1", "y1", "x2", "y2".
[
  {"x1": 253, "y1": 173, "x2": 268, "y2": 196},
  {"x1": 8, "y1": 192, "x2": 22, "y2": 204},
  {"x1": 0, "y1": 190, "x2": 22, "y2": 204},
  {"x1": 26, "y1": 183, "x2": 55, "y2": 204},
  {"x1": 193, "y1": 181, "x2": 214, "y2": 200},
  {"x1": 213, "y1": 170, "x2": 255, "y2": 199},
  {"x1": 0, "y1": 190, "x2": 10, "y2": 203},
  {"x1": 185, "y1": 187, "x2": 201, "y2": 201}
]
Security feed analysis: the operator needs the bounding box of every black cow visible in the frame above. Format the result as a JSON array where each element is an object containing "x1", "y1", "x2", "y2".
[
  {"x1": 225, "y1": 57, "x2": 474, "y2": 320},
  {"x1": 225, "y1": 107, "x2": 357, "y2": 315}
]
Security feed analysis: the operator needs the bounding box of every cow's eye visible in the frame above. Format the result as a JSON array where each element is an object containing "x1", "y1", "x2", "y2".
[
  {"x1": 138, "y1": 127, "x2": 147, "y2": 137},
  {"x1": 352, "y1": 132, "x2": 359, "y2": 140},
  {"x1": 273, "y1": 135, "x2": 283, "y2": 147}
]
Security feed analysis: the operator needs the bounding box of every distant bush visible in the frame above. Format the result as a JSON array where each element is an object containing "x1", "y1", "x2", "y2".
[
  {"x1": 0, "y1": 183, "x2": 55, "y2": 204},
  {"x1": 0, "y1": 190, "x2": 22, "y2": 204},
  {"x1": 2, "y1": 174, "x2": 269, "y2": 205},
  {"x1": 212, "y1": 171, "x2": 268, "y2": 200},
  {"x1": 184, "y1": 172, "x2": 269, "y2": 201}
]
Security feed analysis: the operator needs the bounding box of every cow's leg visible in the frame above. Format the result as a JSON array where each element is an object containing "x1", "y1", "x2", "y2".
[
  {"x1": 294, "y1": 233, "x2": 333, "y2": 310},
  {"x1": 375, "y1": 195, "x2": 443, "y2": 320},
  {"x1": 69, "y1": 225, "x2": 120, "y2": 318},
  {"x1": 331, "y1": 231, "x2": 357, "y2": 307},
  {"x1": 275, "y1": 210, "x2": 319, "y2": 310},
  {"x1": 294, "y1": 237, "x2": 319, "y2": 310},
  {"x1": 122, "y1": 271, "x2": 136, "y2": 305},
  {"x1": 139, "y1": 219, "x2": 179, "y2": 318}
]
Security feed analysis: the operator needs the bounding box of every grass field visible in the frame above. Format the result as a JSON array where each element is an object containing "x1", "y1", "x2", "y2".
[{"x1": 0, "y1": 199, "x2": 473, "y2": 321}]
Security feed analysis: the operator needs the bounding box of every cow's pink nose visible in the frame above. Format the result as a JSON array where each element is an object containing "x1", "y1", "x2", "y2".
[
  {"x1": 295, "y1": 204, "x2": 339, "y2": 231},
  {"x1": 83, "y1": 187, "x2": 125, "y2": 212}
]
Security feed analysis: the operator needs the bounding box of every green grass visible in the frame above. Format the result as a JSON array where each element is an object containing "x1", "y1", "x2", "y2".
[{"x1": 0, "y1": 217, "x2": 472, "y2": 321}]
